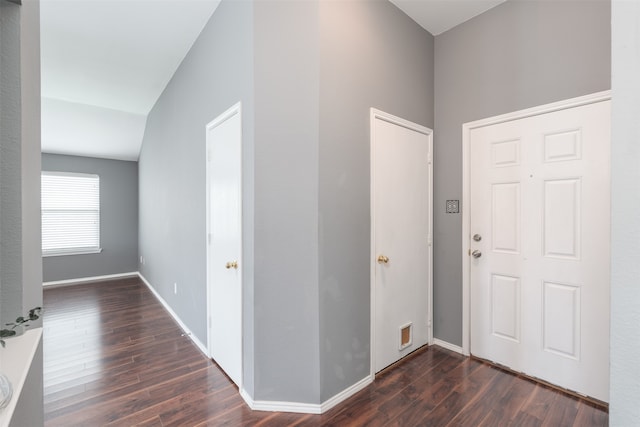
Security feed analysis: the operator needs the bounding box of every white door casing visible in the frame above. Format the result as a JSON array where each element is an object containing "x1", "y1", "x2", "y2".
[
  {"x1": 370, "y1": 108, "x2": 433, "y2": 374},
  {"x1": 462, "y1": 92, "x2": 611, "y2": 402},
  {"x1": 206, "y1": 102, "x2": 243, "y2": 388}
]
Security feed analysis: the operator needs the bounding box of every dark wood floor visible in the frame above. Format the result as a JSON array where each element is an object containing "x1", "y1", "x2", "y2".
[{"x1": 43, "y1": 278, "x2": 608, "y2": 426}]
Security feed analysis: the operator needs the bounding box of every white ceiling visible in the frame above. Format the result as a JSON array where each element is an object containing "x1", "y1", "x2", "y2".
[
  {"x1": 40, "y1": 0, "x2": 504, "y2": 161},
  {"x1": 40, "y1": 0, "x2": 221, "y2": 161},
  {"x1": 390, "y1": 0, "x2": 507, "y2": 36}
]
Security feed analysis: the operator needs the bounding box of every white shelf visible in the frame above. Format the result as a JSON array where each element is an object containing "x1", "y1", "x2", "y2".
[{"x1": 0, "y1": 328, "x2": 42, "y2": 427}]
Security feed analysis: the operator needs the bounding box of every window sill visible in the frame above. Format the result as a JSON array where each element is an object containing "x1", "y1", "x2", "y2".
[
  {"x1": 43, "y1": 248, "x2": 103, "y2": 258},
  {"x1": 0, "y1": 328, "x2": 42, "y2": 427}
]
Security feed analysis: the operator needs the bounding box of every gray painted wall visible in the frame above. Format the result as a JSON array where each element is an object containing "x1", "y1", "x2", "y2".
[
  {"x1": 19, "y1": 0, "x2": 43, "y2": 327},
  {"x1": 0, "y1": 0, "x2": 24, "y2": 328},
  {"x1": 433, "y1": 0, "x2": 611, "y2": 345},
  {"x1": 138, "y1": 0, "x2": 433, "y2": 404},
  {"x1": 138, "y1": 0, "x2": 256, "y2": 396},
  {"x1": 138, "y1": 0, "x2": 615, "y2": 407},
  {"x1": 253, "y1": 1, "x2": 321, "y2": 403},
  {"x1": 318, "y1": 0, "x2": 434, "y2": 401},
  {"x1": 20, "y1": 0, "x2": 44, "y2": 423},
  {"x1": 0, "y1": 0, "x2": 44, "y2": 424},
  {"x1": 0, "y1": 0, "x2": 43, "y2": 328},
  {"x1": 42, "y1": 153, "x2": 138, "y2": 282},
  {"x1": 610, "y1": 0, "x2": 640, "y2": 423}
]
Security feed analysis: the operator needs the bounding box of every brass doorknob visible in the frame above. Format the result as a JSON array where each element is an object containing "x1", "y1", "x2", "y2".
[
  {"x1": 225, "y1": 261, "x2": 238, "y2": 269},
  {"x1": 377, "y1": 255, "x2": 389, "y2": 264}
]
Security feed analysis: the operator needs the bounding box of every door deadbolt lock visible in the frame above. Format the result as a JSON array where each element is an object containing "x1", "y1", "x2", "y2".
[
  {"x1": 473, "y1": 234, "x2": 482, "y2": 242},
  {"x1": 225, "y1": 261, "x2": 238, "y2": 269},
  {"x1": 471, "y1": 250, "x2": 482, "y2": 259},
  {"x1": 377, "y1": 255, "x2": 389, "y2": 264}
]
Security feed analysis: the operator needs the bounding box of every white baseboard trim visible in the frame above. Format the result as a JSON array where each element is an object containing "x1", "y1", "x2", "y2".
[
  {"x1": 42, "y1": 272, "x2": 138, "y2": 288},
  {"x1": 240, "y1": 388, "x2": 322, "y2": 414},
  {"x1": 240, "y1": 374, "x2": 373, "y2": 414},
  {"x1": 433, "y1": 338, "x2": 464, "y2": 355},
  {"x1": 137, "y1": 272, "x2": 209, "y2": 358},
  {"x1": 320, "y1": 374, "x2": 373, "y2": 413}
]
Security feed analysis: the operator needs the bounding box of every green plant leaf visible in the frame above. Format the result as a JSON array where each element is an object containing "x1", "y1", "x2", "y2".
[
  {"x1": 28, "y1": 307, "x2": 41, "y2": 321},
  {"x1": 0, "y1": 307, "x2": 43, "y2": 348},
  {"x1": 0, "y1": 330, "x2": 16, "y2": 338}
]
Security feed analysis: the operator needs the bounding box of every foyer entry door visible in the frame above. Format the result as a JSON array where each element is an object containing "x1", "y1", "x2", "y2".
[
  {"x1": 371, "y1": 109, "x2": 433, "y2": 373},
  {"x1": 468, "y1": 97, "x2": 611, "y2": 402}
]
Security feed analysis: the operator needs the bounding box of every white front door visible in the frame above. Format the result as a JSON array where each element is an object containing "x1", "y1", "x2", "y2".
[
  {"x1": 206, "y1": 103, "x2": 242, "y2": 387},
  {"x1": 371, "y1": 109, "x2": 433, "y2": 373},
  {"x1": 469, "y1": 98, "x2": 610, "y2": 402}
]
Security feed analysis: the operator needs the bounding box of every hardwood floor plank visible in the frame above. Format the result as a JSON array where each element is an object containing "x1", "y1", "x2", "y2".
[
  {"x1": 446, "y1": 366, "x2": 516, "y2": 426},
  {"x1": 410, "y1": 362, "x2": 500, "y2": 426},
  {"x1": 476, "y1": 371, "x2": 535, "y2": 426},
  {"x1": 541, "y1": 392, "x2": 581, "y2": 427},
  {"x1": 45, "y1": 358, "x2": 211, "y2": 415},
  {"x1": 133, "y1": 415, "x2": 163, "y2": 427},
  {"x1": 510, "y1": 412, "x2": 545, "y2": 427},
  {"x1": 384, "y1": 357, "x2": 483, "y2": 426},
  {"x1": 574, "y1": 402, "x2": 609, "y2": 426},
  {"x1": 44, "y1": 278, "x2": 608, "y2": 426},
  {"x1": 516, "y1": 384, "x2": 563, "y2": 423}
]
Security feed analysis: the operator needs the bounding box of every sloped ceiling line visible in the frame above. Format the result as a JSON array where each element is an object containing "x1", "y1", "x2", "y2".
[{"x1": 41, "y1": 0, "x2": 505, "y2": 161}]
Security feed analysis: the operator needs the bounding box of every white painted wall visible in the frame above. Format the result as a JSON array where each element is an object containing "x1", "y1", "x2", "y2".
[
  {"x1": 41, "y1": 98, "x2": 146, "y2": 161},
  {"x1": 610, "y1": 1, "x2": 640, "y2": 424}
]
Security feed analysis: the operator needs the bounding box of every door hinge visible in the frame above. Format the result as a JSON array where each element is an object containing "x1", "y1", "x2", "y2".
[
  {"x1": 428, "y1": 235, "x2": 432, "y2": 246},
  {"x1": 208, "y1": 233, "x2": 212, "y2": 245}
]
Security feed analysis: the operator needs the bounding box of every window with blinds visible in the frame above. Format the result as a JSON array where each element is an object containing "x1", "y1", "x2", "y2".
[{"x1": 41, "y1": 172, "x2": 101, "y2": 256}]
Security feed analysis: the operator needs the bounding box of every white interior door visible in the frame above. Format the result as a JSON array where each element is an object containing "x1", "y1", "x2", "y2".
[
  {"x1": 469, "y1": 99, "x2": 611, "y2": 402},
  {"x1": 206, "y1": 103, "x2": 242, "y2": 387},
  {"x1": 371, "y1": 109, "x2": 433, "y2": 373}
]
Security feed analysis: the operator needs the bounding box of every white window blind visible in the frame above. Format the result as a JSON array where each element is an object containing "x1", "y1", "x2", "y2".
[{"x1": 41, "y1": 172, "x2": 101, "y2": 256}]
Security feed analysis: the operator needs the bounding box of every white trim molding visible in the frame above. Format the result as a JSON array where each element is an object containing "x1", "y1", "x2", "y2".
[
  {"x1": 320, "y1": 375, "x2": 373, "y2": 413},
  {"x1": 240, "y1": 375, "x2": 373, "y2": 415},
  {"x1": 137, "y1": 272, "x2": 209, "y2": 357},
  {"x1": 461, "y1": 90, "x2": 612, "y2": 356},
  {"x1": 433, "y1": 338, "x2": 464, "y2": 355},
  {"x1": 42, "y1": 271, "x2": 138, "y2": 287},
  {"x1": 240, "y1": 390, "x2": 322, "y2": 415}
]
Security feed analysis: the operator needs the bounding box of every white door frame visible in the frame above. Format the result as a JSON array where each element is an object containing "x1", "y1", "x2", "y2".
[
  {"x1": 370, "y1": 108, "x2": 434, "y2": 378},
  {"x1": 205, "y1": 101, "x2": 243, "y2": 388},
  {"x1": 461, "y1": 90, "x2": 611, "y2": 356}
]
